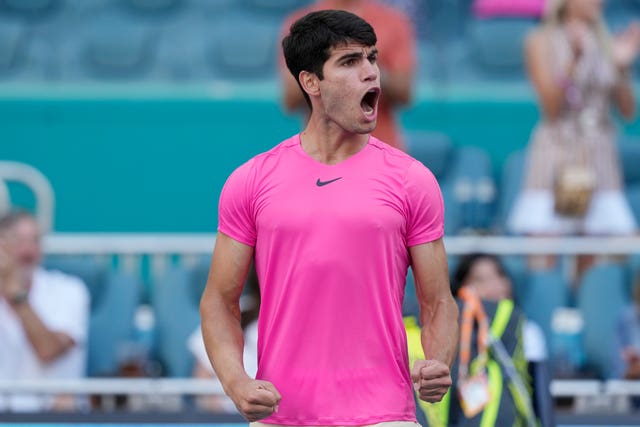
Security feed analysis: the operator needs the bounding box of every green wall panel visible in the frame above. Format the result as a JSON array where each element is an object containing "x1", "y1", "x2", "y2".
[{"x1": 1, "y1": 83, "x2": 638, "y2": 232}]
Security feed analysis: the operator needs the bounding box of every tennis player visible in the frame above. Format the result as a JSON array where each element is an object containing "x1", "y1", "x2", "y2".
[{"x1": 200, "y1": 9, "x2": 458, "y2": 426}]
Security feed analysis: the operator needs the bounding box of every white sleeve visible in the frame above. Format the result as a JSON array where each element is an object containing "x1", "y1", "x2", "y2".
[
  {"x1": 524, "y1": 320, "x2": 548, "y2": 362},
  {"x1": 187, "y1": 326, "x2": 215, "y2": 374},
  {"x1": 41, "y1": 273, "x2": 90, "y2": 345}
]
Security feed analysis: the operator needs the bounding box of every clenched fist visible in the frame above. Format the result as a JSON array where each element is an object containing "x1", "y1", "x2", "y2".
[
  {"x1": 411, "y1": 359, "x2": 452, "y2": 403},
  {"x1": 228, "y1": 378, "x2": 282, "y2": 422}
]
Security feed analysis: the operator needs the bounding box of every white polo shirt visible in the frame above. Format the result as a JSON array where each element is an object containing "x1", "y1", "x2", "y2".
[{"x1": 0, "y1": 267, "x2": 89, "y2": 412}]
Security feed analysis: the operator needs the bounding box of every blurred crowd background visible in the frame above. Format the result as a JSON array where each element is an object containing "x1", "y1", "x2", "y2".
[{"x1": 2, "y1": 0, "x2": 640, "y2": 423}]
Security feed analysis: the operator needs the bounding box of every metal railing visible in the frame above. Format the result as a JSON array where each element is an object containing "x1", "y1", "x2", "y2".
[
  {"x1": 40, "y1": 233, "x2": 640, "y2": 280},
  {"x1": 42, "y1": 233, "x2": 640, "y2": 255},
  {"x1": 0, "y1": 378, "x2": 636, "y2": 398}
]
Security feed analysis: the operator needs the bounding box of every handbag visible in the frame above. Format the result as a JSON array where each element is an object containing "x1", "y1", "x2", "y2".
[{"x1": 553, "y1": 162, "x2": 595, "y2": 217}]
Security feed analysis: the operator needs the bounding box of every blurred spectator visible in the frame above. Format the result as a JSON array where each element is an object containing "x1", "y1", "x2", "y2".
[
  {"x1": 187, "y1": 264, "x2": 259, "y2": 413},
  {"x1": 508, "y1": 0, "x2": 640, "y2": 241},
  {"x1": 0, "y1": 210, "x2": 89, "y2": 412},
  {"x1": 279, "y1": 0, "x2": 416, "y2": 151},
  {"x1": 406, "y1": 253, "x2": 546, "y2": 427},
  {"x1": 452, "y1": 253, "x2": 547, "y2": 362}
]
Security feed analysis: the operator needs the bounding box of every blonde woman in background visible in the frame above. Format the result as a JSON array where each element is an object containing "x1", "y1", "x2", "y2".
[{"x1": 508, "y1": 0, "x2": 640, "y2": 267}]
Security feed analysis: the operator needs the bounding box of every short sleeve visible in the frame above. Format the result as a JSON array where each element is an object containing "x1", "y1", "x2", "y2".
[
  {"x1": 44, "y1": 273, "x2": 89, "y2": 344},
  {"x1": 218, "y1": 160, "x2": 257, "y2": 246},
  {"x1": 405, "y1": 160, "x2": 444, "y2": 246}
]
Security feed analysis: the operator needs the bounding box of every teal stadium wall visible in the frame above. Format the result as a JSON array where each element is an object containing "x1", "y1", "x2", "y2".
[{"x1": 3, "y1": 83, "x2": 639, "y2": 232}]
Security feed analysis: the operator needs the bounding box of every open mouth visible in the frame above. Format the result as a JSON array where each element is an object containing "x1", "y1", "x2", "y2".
[{"x1": 361, "y1": 87, "x2": 380, "y2": 115}]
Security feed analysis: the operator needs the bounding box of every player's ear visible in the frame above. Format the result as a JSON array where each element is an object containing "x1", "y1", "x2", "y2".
[{"x1": 299, "y1": 71, "x2": 320, "y2": 97}]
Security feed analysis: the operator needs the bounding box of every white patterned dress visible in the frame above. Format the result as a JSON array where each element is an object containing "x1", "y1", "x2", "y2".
[{"x1": 508, "y1": 26, "x2": 636, "y2": 235}]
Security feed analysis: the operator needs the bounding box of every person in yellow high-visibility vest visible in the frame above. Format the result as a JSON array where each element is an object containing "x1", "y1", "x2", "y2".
[{"x1": 405, "y1": 253, "x2": 540, "y2": 427}]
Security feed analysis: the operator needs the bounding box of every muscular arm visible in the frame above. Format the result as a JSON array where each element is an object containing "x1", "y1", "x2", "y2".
[
  {"x1": 199, "y1": 232, "x2": 280, "y2": 421},
  {"x1": 9, "y1": 300, "x2": 74, "y2": 364},
  {"x1": 410, "y1": 238, "x2": 458, "y2": 368},
  {"x1": 200, "y1": 232, "x2": 254, "y2": 393}
]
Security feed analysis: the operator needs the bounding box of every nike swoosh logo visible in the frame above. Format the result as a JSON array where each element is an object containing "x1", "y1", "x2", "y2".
[{"x1": 316, "y1": 177, "x2": 343, "y2": 187}]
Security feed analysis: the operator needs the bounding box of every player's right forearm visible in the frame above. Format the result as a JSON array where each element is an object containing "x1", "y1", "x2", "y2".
[{"x1": 200, "y1": 289, "x2": 249, "y2": 393}]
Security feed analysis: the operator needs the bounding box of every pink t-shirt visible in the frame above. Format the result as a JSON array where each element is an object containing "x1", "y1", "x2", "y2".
[{"x1": 218, "y1": 135, "x2": 444, "y2": 425}]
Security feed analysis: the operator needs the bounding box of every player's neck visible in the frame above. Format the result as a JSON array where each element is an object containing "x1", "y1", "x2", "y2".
[{"x1": 300, "y1": 120, "x2": 369, "y2": 165}]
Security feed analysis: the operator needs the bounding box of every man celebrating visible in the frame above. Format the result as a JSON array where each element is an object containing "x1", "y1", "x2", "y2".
[
  {"x1": 280, "y1": 0, "x2": 416, "y2": 151},
  {"x1": 200, "y1": 10, "x2": 458, "y2": 426}
]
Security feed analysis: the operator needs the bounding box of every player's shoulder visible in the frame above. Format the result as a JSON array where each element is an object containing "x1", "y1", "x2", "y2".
[
  {"x1": 247, "y1": 134, "x2": 297, "y2": 166},
  {"x1": 227, "y1": 135, "x2": 298, "y2": 179},
  {"x1": 369, "y1": 136, "x2": 427, "y2": 171}
]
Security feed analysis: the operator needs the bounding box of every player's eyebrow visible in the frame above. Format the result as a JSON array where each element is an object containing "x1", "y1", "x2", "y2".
[
  {"x1": 337, "y1": 48, "x2": 378, "y2": 63},
  {"x1": 337, "y1": 51, "x2": 364, "y2": 63}
]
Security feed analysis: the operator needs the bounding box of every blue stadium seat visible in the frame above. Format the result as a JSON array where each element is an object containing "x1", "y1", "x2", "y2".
[
  {"x1": 405, "y1": 131, "x2": 454, "y2": 180},
  {"x1": 441, "y1": 182, "x2": 462, "y2": 235},
  {"x1": 496, "y1": 149, "x2": 526, "y2": 233},
  {"x1": 629, "y1": 254, "x2": 640, "y2": 297},
  {"x1": 577, "y1": 263, "x2": 631, "y2": 378},
  {"x1": 88, "y1": 272, "x2": 143, "y2": 376},
  {"x1": 188, "y1": 259, "x2": 211, "y2": 310},
  {"x1": 241, "y1": 0, "x2": 313, "y2": 16},
  {"x1": 605, "y1": 0, "x2": 638, "y2": 32},
  {"x1": 153, "y1": 11, "x2": 217, "y2": 81},
  {"x1": 0, "y1": 19, "x2": 26, "y2": 75},
  {"x1": 415, "y1": 40, "x2": 443, "y2": 82},
  {"x1": 500, "y1": 255, "x2": 528, "y2": 306},
  {"x1": 627, "y1": 183, "x2": 640, "y2": 225},
  {"x1": 448, "y1": 145, "x2": 496, "y2": 231},
  {"x1": 618, "y1": 136, "x2": 640, "y2": 185},
  {"x1": 411, "y1": 0, "x2": 430, "y2": 41},
  {"x1": 520, "y1": 269, "x2": 570, "y2": 357},
  {"x1": 152, "y1": 265, "x2": 201, "y2": 377},
  {"x1": 423, "y1": 0, "x2": 473, "y2": 43},
  {"x1": 42, "y1": 260, "x2": 139, "y2": 377},
  {"x1": 80, "y1": 16, "x2": 155, "y2": 79},
  {"x1": 467, "y1": 17, "x2": 536, "y2": 78},
  {"x1": 405, "y1": 131, "x2": 459, "y2": 233},
  {"x1": 43, "y1": 255, "x2": 108, "y2": 311},
  {"x1": 121, "y1": 0, "x2": 184, "y2": 16},
  {"x1": 0, "y1": 0, "x2": 61, "y2": 19},
  {"x1": 208, "y1": 13, "x2": 279, "y2": 80}
]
